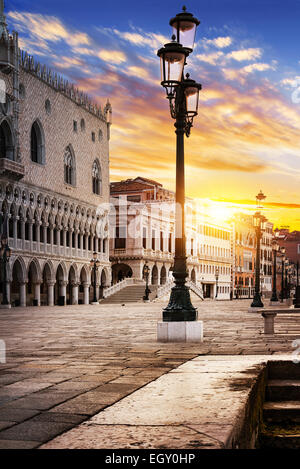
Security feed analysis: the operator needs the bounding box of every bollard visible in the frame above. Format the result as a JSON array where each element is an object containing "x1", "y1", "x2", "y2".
[{"x1": 262, "y1": 312, "x2": 277, "y2": 335}]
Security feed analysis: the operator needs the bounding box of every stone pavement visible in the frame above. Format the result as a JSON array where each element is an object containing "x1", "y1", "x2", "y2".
[{"x1": 0, "y1": 298, "x2": 299, "y2": 449}]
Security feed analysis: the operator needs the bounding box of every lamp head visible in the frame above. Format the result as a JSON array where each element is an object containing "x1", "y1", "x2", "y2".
[{"x1": 169, "y1": 6, "x2": 200, "y2": 52}]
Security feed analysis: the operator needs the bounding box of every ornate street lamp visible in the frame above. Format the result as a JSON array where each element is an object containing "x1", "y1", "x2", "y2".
[
  {"x1": 280, "y1": 246, "x2": 286, "y2": 302},
  {"x1": 0, "y1": 236, "x2": 11, "y2": 306},
  {"x1": 271, "y1": 239, "x2": 279, "y2": 302},
  {"x1": 157, "y1": 7, "x2": 201, "y2": 322},
  {"x1": 251, "y1": 191, "x2": 267, "y2": 308},
  {"x1": 143, "y1": 264, "x2": 151, "y2": 302},
  {"x1": 90, "y1": 252, "x2": 101, "y2": 304},
  {"x1": 215, "y1": 267, "x2": 219, "y2": 299},
  {"x1": 0, "y1": 212, "x2": 11, "y2": 308},
  {"x1": 169, "y1": 6, "x2": 200, "y2": 51}
]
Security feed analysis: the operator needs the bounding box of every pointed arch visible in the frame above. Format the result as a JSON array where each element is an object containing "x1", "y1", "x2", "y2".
[
  {"x1": 30, "y1": 119, "x2": 45, "y2": 164},
  {"x1": 92, "y1": 159, "x2": 102, "y2": 195},
  {"x1": 0, "y1": 118, "x2": 15, "y2": 160},
  {"x1": 42, "y1": 260, "x2": 55, "y2": 283},
  {"x1": 55, "y1": 261, "x2": 68, "y2": 283},
  {"x1": 27, "y1": 258, "x2": 42, "y2": 284},
  {"x1": 10, "y1": 257, "x2": 27, "y2": 283},
  {"x1": 64, "y1": 145, "x2": 76, "y2": 186}
]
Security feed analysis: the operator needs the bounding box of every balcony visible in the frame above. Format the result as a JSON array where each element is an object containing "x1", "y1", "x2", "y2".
[{"x1": 0, "y1": 158, "x2": 25, "y2": 180}]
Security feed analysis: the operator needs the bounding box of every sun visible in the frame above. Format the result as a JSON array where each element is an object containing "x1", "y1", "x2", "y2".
[{"x1": 207, "y1": 204, "x2": 234, "y2": 223}]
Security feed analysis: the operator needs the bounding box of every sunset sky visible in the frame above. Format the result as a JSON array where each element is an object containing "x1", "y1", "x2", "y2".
[{"x1": 6, "y1": 0, "x2": 300, "y2": 229}]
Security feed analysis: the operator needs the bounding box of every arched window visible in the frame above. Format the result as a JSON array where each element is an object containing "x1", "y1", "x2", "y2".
[
  {"x1": 92, "y1": 160, "x2": 102, "y2": 195},
  {"x1": 64, "y1": 146, "x2": 76, "y2": 186},
  {"x1": 0, "y1": 119, "x2": 14, "y2": 160},
  {"x1": 31, "y1": 121, "x2": 45, "y2": 164}
]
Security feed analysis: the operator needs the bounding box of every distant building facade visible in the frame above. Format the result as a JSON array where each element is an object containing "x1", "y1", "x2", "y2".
[
  {"x1": 232, "y1": 213, "x2": 274, "y2": 298},
  {"x1": 0, "y1": 6, "x2": 111, "y2": 307},
  {"x1": 110, "y1": 177, "x2": 232, "y2": 300},
  {"x1": 232, "y1": 213, "x2": 256, "y2": 298}
]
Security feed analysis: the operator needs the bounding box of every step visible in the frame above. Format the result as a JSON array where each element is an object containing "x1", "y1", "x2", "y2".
[
  {"x1": 101, "y1": 285, "x2": 158, "y2": 304},
  {"x1": 263, "y1": 401, "x2": 300, "y2": 423},
  {"x1": 260, "y1": 425, "x2": 300, "y2": 449},
  {"x1": 266, "y1": 380, "x2": 300, "y2": 401},
  {"x1": 267, "y1": 361, "x2": 300, "y2": 380}
]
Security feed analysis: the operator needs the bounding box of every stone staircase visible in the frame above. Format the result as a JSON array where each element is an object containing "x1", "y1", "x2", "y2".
[
  {"x1": 260, "y1": 361, "x2": 300, "y2": 448},
  {"x1": 100, "y1": 285, "x2": 158, "y2": 304}
]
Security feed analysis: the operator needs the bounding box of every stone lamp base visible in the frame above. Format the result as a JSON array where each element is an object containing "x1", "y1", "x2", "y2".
[{"x1": 157, "y1": 321, "x2": 203, "y2": 343}]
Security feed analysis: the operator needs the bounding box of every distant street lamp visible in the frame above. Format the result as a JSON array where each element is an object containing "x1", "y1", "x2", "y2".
[
  {"x1": 90, "y1": 252, "x2": 101, "y2": 304},
  {"x1": 215, "y1": 267, "x2": 219, "y2": 299},
  {"x1": 271, "y1": 239, "x2": 279, "y2": 302},
  {"x1": 143, "y1": 264, "x2": 151, "y2": 302},
  {"x1": 294, "y1": 261, "x2": 300, "y2": 308},
  {"x1": 251, "y1": 191, "x2": 267, "y2": 308},
  {"x1": 157, "y1": 7, "x2": 201, "y2": 322},
  {"x1": 285, "y1": 259, "x2": 290, "y2": 299},
  {"x1": 280, "y1": 246, "x2": 286, "y2": 302},
  {"x1": 0, "y1": 235, "x2": 11, "y2": 306}
]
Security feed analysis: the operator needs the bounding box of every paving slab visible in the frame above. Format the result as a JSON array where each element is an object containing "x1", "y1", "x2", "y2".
[{"x1": 1, "y1": 300, "x2": 300, "y2": 449}]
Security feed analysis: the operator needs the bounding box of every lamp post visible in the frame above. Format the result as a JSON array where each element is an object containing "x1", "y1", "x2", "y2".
[
  {"x1": 143, "y1": 264, "x2": 151, "y2": 302},
  {"x1": 270, "y1": 239, "x2": 279, "y2": 303},
  {"x1": 285, "y1": 259, "x2": 290, "y2": 299},
  {"x1": 294, "y1": 261, "x2": 300, "y2": 308},
  {"x1": 90, "y1": 252, "x2": 100, "y2": 304},
  {"x1": 0, "y1": 236, "x2": 11, "y2": 307},
  {"x1": 251, "y1": 191, "x2": 266, "y2": 308},
  {"x1": 157, "y1": 7, "x2": 201, "y2": 322},
  {"x1": 215, "y1": 267, "x2": 219, "y2": 299},
  {"x1": 280, "y1": 246, "x2": 286, "y2": 302}
]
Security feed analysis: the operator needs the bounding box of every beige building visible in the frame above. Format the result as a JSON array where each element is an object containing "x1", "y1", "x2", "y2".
[
  {"x1": 0, "y1": 6, "x2": 111, "y2": 307},
  {"x1": 110, "y1": 178, "x2": 233, "y2": 300}
]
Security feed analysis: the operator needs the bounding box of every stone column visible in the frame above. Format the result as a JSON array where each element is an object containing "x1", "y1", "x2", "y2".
[
  {"x1": 83, "y1": 283, "x2": 90, "y2": 305},
  {"x1": 59, "y1": 281, "x2": 67, "y2": 305},
  {"x1": 6, "y1": 281, "x2": 11, "y2": 305},
  {"x1": 50, "y1": 225, "x2": 54, "y2": 253},
  {"x1": 36, "y1": 222, "x2": 40, "y2": 252},
  {"x1": 80, "y1": 233, "x2": 84, "y2": 258},
  {"x1": 85, "y1": 233, "x2": 89, "y2": 257},
  {"x1": 71, "y1": 283, "x2": 79, "y2": 305},
  {"x1": 43, "y1": 224, "x2": 47, "y2": 253},
  {"x1": 21, "y1": 218, "x2": 25, "y2": 249},
  {"x1": 28, "y1": 221, "x2": 33, "y2": 246},
  {"x1": 47, "y1": 282, "x2": 55, "y2": 307},
  {"x1": 20, "y1": 282, "x2": 27, "y2": 307},
  {"x1": 13, "y1": 217, "x2": 17, "y2": 246},
  {"x1": 34, "y1": 283, "x2": 41, "y2": 306},
  {"x1": 63, "y1": 228, "x2": 67, "y2": 257},
  {"x1": 74, "y1": 230, "x2": 78, "y2": 252}
]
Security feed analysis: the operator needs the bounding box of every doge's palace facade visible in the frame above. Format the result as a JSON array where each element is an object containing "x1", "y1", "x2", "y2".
[{"x1": 0, "y1": 4, "x2": 111, "y2": 307}]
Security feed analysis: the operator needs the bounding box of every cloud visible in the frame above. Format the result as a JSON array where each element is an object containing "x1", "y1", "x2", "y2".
[
  {"x1": 107, "y1": 28, "x2": 169, "y2": 50},
  {"x1": 8, "y1": 11, "x2": 90, "y2": 47},
  {"x1": 280, "y1": 77, "x2": 300, "y2": 88},
  {"x1": 204, "y1": 36, "x2": 232, "y2": 48},
  {"x1": 222, "y1": 62, "x2": 275, "y2": 82},
  {"x1": 8, "y1": 9, "x2": 300, "y2": 229},
  {"x1": 97, "y1": 49, "x2": 127, "y2": 64},
  {"x1": 226, "y1": 48, "x2": 262, "y2": 62},
  {"x1": 196, "y1": 52, "x2": 224, "y2": 65}
]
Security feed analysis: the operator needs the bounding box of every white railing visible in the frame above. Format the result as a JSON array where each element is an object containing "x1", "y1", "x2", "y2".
[
  {"x1": 187, "y1": 281, "x2": 204, "y2": 300},
  {"x1": 103, "y1": 277, "x2": 143, "y2": 299},
  {"x1": 156, "y1": 280, "x2": 174, "y2": 299}
]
